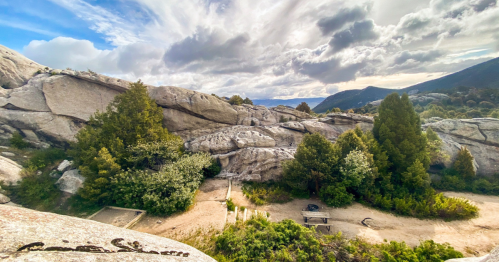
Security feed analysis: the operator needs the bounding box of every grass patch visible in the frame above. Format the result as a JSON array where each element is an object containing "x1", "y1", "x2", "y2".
[
  {"x1": 242, "y1": 181, "x2": 293, "y2": 205},
  {"x1": 226, "y1": 198, "x2": 235, "y2": 211}
]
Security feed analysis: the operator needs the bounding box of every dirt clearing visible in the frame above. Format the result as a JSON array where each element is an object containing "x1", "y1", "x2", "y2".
[
  {"x1": 131, "y1": 180, "x2": 499, "y2": 256},
  {"x1": 132, "y1": 179, "x2": 228, "y2": 239}
]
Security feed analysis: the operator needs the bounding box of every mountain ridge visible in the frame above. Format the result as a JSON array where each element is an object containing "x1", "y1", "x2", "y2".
[{"x1": 313, "y1": 57, "x2": 499, "y2": 112}]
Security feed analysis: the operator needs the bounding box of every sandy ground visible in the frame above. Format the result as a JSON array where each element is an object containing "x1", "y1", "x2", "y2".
[
  {"x1": 131, "y1": 180, "x2": 499, "y2": 256},
  {"x1": 256, "y1": 191, "x2": 499, "y2": 256},
  {"x1": 90, "y1": 207, "x2": 142, "y2": 227},
  {"x1": 132, "y1": 179, "x2": 228, "y2": 239}
]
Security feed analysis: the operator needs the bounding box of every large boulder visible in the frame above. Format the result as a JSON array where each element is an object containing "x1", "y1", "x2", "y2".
[
  {"x1": 162, "y1": 108, "x2": 230, "y2": 134},
  {"x1": 0, "y1": 156, "x2": 22, "y2": 184},
  {"x1": 60, "y1": 69, "x2": 135, "y2": 92},
  {"x1": 55, "y1": 169, "x2": 85, "y2": 194},
  {"x1": 0, "y1": 45, "x2": 44, "y2": 89},
  {"x1": 0, "y1": 205, "x2": 216, "y2": 261},
  {"x1": 0, "y1": 109, "x2": 81, "y2": 143},
  {"x1": 0, "y1": 193, "x2": 10, "y2": 204},
  {"x1": 43, "y1": 75, "x2": 121, "y2": 121},
  {"x1": 214, "y1": 147, "x2": 296, "y2": 181},
  {"x1": 186, "y1": 126, "x2": 276, "y2": 154},
  {"x1": 151, "y1": 86, "x2": 239, "y2": 125},
  {"x1": 0, "y1": 74, "x2": 51, "y2": 112},
  {"x1": 424, "y1": 118, "x2": 499, "y2": 176},
  {"x1": 234, "y1": 104, "x2": 278, "y2": 126}
]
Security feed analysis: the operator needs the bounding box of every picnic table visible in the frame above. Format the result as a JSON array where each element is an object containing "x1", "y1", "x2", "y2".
[{"x1": 301, "y1": 211, "x2": 331, "y2": 223}]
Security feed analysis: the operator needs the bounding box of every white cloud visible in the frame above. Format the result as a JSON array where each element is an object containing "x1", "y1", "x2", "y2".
[{"x1": 18, "y1": 0, "x2": 499, "y2": 99}]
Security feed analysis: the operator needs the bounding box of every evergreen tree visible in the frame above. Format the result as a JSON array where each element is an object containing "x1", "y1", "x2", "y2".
[
  {"x1": 373, "y1": 93, "x2": 430, "y2": 182},
  {"x1": 229, "y1": 95, "x2": 244, "y2": 105},
  {"x1": 296, "y1": 102, "x2": 312, "y2": 114},
  {"x1": 243, "y1": 97, "x2": 253, "y2": 105},
  {"x1": 72, "y1": 80, "x2": 180, "y2": 203},
  {"x1": 453, "y1": 147, "x2": 476, "y2": 180},
  {"x1": 282, "y1": 133, "x2": 339, "y2": 193}
]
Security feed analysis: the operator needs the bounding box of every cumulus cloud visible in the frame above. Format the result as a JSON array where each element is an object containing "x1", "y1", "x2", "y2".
[
  {"x1": 164, "y1": 27, "x2": 250, "y2": 67},
  {"x1": 15, "y1": 0, "x2": 499, "y2": 99},
  {"x1": 317, "y1": 5, "x2": 371, "y2": 35},
  {"x1": 23, "y1": 37, "x2": 165, "y2": 77},
  {"x1": 329, "y1": 20, "x2": 379, "y2": 52}
]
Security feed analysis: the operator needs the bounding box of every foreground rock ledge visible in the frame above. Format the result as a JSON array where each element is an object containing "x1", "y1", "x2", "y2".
[{"x1": 0, "y1": 205, "x2": 216, "y2": 262}]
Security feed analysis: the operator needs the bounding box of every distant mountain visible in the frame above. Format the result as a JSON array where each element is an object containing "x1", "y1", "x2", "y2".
[
  {"x1": 253, "y1": 97, "x2": 326, "y2": 108},
  {"x1": 313, "y1": 57, "x2": 499, "y2": 112}
]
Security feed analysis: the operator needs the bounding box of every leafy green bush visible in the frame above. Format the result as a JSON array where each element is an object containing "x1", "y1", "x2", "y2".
[
  {"x1": 228, "y1": 95, "x2": 244, "y2": 105},
  {"x1": 23, "y1": 148, "x2": 66, "y2": 171},
  {"x1": 226, "y1": 198, "x2": 235, "y2": 211},
  {"x1": 242, "y1": 182, "x2": 292, "y2": 205},
  {"x1": 210, "y1": 216, "x2": 463, "y2": 262},
  {"x1": 319, "y1": 184, "x2": 354, "y2": 207},
  {"x1": 10, "y1": 132, "x2": 30, "y2": 149},
  {"x1": 433, "y1": 171, "x2": 499, "y2": 195},
  {"x1": 111, "y1": 153, "x2": 212, "y2": 215},
  {"x1": 7, "y1": 172, "x2": 60, "y2": 210}
]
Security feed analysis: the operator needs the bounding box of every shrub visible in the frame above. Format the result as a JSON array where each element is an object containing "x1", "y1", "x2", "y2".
[
  {"x1": 453, "y1": 147, "x2": 475, "y2": 180},
  {"x1": 203, "y1": 158, "x2": 221, "y2": 178},
  {"x1": 8, "y1": 172, "x2": 61, "y2": 210},
  {"x1": 111, "y1": 153, "x2": 212, "y2": 215},
  {"x1": 210, "y1": 216, "x2": 464, "y2": 262},
  {"x1": 479, "y1": 101, "x2": 495, "y2": 109},
  {"x1": 279, "y1": 115, "x2": 288, "y2": 123},
  {"x1": 226, "y1": 198, "x2": 235, "y2": 211},
  {"x1": 467, "y1": 109, "x2": 483, "y2": 118},
  {"x1": 466, "y1": 100, "x2": 477, "y2": 107},
  {"x1": 296, "y1": 102, "x2": 312, "y2": 114},
  {"x1": 340, "y1": 149, "x2": 373, "y2": 189},
  {"x1": 242, "y1": 182, "x2": 292, "y2": 205},
  {"x1": 10, "y1": 132, "x2": 30, "y2": 149},
  {"x1": 243, "y1": 97, "x2": 253, "y2": 105},
  {"x1": 228, "y1": 95, "x2": 244, "y2": 105},
  {"x1": 319, "y1": 184, "x2": 354, "y2": 207},
  {"x1": 23, "y1": 148, "x2": 66, "y2": 171}
]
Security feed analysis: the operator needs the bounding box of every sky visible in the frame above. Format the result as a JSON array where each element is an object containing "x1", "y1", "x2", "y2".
[{"x1": 1, "y1": 0, "x2": 498, "y2": 99}]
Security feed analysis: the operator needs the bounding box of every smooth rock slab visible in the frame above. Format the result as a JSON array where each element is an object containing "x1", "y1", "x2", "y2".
[
  {"x1": 0, "y1": 205, "x2": 216, "y2": 262},
  {"x1": 56, "y1": 160, "x2": 73, "y2": 172}
]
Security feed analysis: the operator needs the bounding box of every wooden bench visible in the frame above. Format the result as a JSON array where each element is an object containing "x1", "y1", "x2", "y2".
[
  {"x1": 301, "y1": 211, "x2": 331, "y2": 223},
  {"x1": 304, "y1": 223, "x2": 331, "y2": 232}
]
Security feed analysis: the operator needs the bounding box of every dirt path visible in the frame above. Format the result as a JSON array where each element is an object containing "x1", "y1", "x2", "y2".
[
  {"x1": 132, "y1": 179, "x2": 229, "y2": 239},
  {"x1": 132, "y1": 180, "x2": 499, "y2": 256}
]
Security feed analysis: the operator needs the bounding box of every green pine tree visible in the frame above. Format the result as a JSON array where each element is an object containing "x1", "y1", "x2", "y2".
[
  {"x1": 453, "y1": 146, "x2": 476, "y2": 180},
  {"x1": 282, "y1": 133, "x2": 339, "y2": 194},
  {"x1": 373, "y1": 93, "x2": 430, "y2": 183}
]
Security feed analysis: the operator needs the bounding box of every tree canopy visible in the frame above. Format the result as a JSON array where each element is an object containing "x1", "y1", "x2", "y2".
[{"x1": 296, "y1": 102, "x2": 312, "y2": 114}]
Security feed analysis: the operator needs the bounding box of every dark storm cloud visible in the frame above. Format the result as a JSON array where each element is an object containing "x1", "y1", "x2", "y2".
[
  {"x1": 328, "y1": 20, "x2": 379, "y2": 52},
  {"x1": 393, "y1": 50, "x2": 444, "y2": 65},
  {"x1": 317, "y1": 6, "x2": 369, "y2": 35},
  {"x1": 163, "y1": 28, "x2": 250, "y2": 67},
  {"x1": 472, "y1": 0, "x2": 497, "y2": 12},
  {"x1": 292, "y1": 57, "x2": 366, "y2": 84}
]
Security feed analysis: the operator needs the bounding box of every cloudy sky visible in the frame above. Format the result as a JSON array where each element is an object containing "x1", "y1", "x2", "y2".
[{"x1": 1, "y1": 0, "x2": 498, "y2": 99}]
